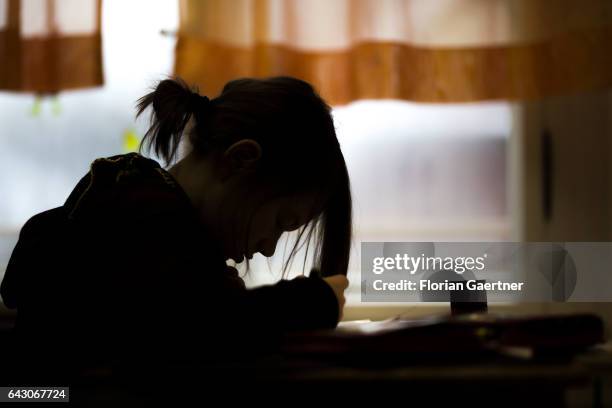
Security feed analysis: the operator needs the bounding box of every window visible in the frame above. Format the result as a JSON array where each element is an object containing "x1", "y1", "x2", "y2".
[{"x1": 0, "y1": 0, "x2": 179, "y2": 287}]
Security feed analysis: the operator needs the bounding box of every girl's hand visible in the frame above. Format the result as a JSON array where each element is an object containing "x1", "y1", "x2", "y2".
[{"x1": 322, "y1": 275, "x2": 349, "y2": 322}]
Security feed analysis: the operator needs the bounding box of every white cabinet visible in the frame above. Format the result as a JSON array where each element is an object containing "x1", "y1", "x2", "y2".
[{"x1": 511, "y1": 89, "x2": 612, "y2": 241}]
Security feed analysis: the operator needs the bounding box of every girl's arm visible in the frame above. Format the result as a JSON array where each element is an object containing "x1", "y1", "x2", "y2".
[{"x1": 112, "y1": 209, "x2": 341, "y2": 356}]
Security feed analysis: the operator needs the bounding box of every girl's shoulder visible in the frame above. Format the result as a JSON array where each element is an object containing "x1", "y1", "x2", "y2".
[{"x1": 64, "y1": 153, "x2": 194, "y2": 223}]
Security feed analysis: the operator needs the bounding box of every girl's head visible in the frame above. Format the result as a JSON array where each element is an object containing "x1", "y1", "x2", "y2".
[{"x1": 136, "y1": 76, "x2": 352, "y2": 277}]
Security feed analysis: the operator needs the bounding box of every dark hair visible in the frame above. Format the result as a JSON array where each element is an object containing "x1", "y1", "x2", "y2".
[{"x1": 136, "y1": 76, "x2": 352, "y2": 277}]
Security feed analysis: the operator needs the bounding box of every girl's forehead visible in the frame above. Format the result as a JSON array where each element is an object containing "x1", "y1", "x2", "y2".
[
  {"x1": 280, "y1": 192, "x2": 326, "y2": 218},
  {"x1": 258, "y1": 193, "x2": 309, "y2": 213},
  {"x1": 256, "y1": 189, "x2": 325, "y2": 218},
  {"x1": 281, "y1": 192, "x2": 317, "y2": 207}
]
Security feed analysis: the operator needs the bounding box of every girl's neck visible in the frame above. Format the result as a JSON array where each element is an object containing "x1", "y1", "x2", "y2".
[{"x1": 168, "y1": 153, "x2": 220, "y2": 229}]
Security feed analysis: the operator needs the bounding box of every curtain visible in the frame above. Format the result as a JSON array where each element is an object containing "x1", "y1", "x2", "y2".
[
  {"x1": 0, "y1": 0, "x2": 103, "y2": 93},
  {"x1": 174, "y1": 0, "x2": 612, "y2": 105}
]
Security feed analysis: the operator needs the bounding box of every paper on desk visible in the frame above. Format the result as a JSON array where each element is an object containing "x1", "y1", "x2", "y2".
[{"x1": 336, "y1": 315, "x2": 446, "y2": 335}]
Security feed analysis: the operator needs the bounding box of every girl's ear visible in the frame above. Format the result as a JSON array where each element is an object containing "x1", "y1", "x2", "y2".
[{"x1": 222, "y1": 139, "x2": 262, "y2": 176}]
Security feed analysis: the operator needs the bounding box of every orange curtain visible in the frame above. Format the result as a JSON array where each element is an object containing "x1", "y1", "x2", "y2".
[
  {"x1": 174, "y1": 0, "x2": 612, "y2": 105},
  {"x1": 0, "y1": 0, "x2": 103, "y2": 93}
]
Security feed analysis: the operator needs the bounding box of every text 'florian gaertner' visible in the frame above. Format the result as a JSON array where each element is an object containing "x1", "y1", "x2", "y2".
[
  {"x1": 370, "y1": 253, "x2": 525, "y2": 292},
  {"x1": 372, "y1": 279, "x2": 524, "y2": 292}
]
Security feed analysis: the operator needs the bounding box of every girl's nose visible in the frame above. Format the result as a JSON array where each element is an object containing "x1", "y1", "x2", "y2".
[{"x1": 258, "y1": 237, "x2": 279, "y2": 257}]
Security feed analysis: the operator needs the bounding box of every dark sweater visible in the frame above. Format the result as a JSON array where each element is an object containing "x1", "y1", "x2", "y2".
[{"x1": 0, "y1": 153, "x2": 338, "y2": 377}]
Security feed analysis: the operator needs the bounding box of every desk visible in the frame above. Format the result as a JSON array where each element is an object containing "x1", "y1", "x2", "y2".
[
  {"x1": 0, "y1": 314, "x2": 610, "y2": 407},
  {"x1": 61, "y1": 350, "x2": 604, "y2": 407}
]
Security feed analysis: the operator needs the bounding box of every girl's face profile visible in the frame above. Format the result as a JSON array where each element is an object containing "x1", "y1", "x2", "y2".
[
  {"x1": 210, "y1": 139, "x2": 318, "y2": 263},
  {"x1": 226, "y1": 193, "x2": 316, "y2": 264}
]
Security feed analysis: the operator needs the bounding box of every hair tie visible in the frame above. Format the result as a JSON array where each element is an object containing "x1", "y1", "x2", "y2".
[{"x1": 188, "y1": 91, "x2": 211, "y2": 117}]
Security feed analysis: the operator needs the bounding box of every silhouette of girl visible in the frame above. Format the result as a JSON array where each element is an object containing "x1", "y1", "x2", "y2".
[{"x1": 0, "y1": 76, "x2": 352, "y2": 381}]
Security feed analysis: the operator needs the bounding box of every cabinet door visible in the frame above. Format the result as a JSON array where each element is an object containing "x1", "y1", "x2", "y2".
[{"x1": 516, "y1": 90, "x2": 611, "y2": 241}]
